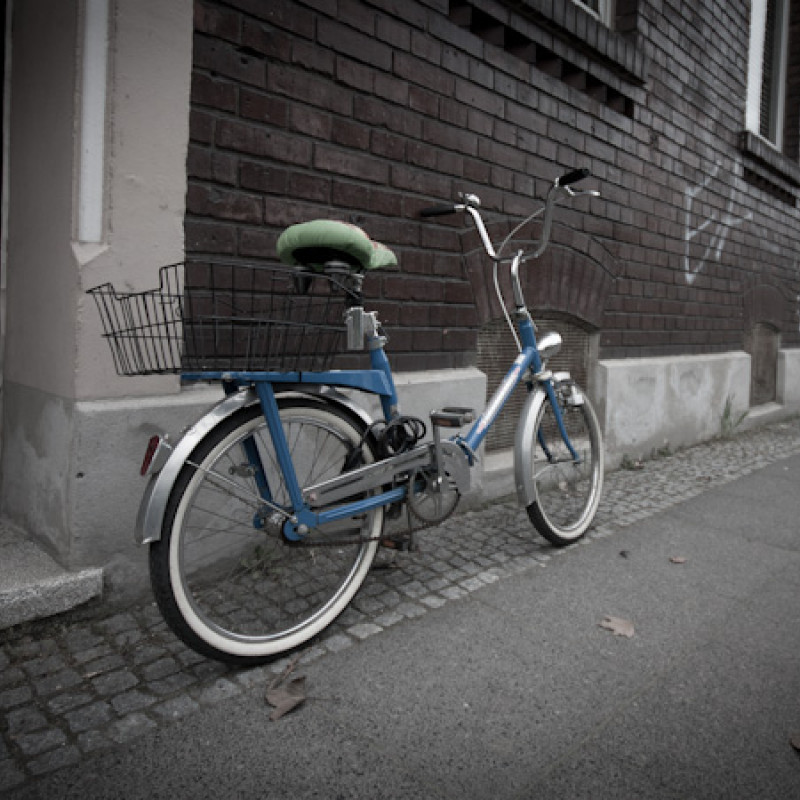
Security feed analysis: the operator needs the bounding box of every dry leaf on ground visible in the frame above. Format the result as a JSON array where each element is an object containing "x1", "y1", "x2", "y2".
[
  {"x1": 599, "y1": 615, "x2": 635, "y2": 638},
  {"x1": 669, "y1": 556, "x2": 688, "y2": 564},
  {"x1": 266, "y1": 676, "x2": 307, "y2": 721},
  {"x1": 265, "y1": 651, "x2": 307, "y2": 721}
]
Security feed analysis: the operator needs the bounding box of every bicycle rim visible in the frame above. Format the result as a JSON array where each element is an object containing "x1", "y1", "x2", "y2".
[
  {"x1": 151, "y1": 399, "x2": 382, "y2": 664},
  {"x1": 527, "y1": 389, "x2": 603, "y2": 545}
]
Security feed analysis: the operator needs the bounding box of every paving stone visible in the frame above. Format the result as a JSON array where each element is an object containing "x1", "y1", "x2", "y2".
[
  {"x1": 140, "y1": 657, "x2": 180, "y2": 682},
  {"x1": 34, "y1": 669, "x2": 83, "y2": 697},
  {"x1": 148, "y1": 671, "x2": 197, "y2": 697},
  {"x1": 0, "y1": 666, "x2": 23, "y2": 689},
  {"x1": 91, "y1": 669, "x2": 138, "y2": 697},
  {"x1": 197, "y1": 678, "x2": 240, "y2": 706},
  {"x1": 81, "y1": 653, "x2": 126, "y2": 677},
  {"x1": 77, "y1": 728, "x2": 114, "y2": 754},
  {"x1": 347, "y1": 622, "x2": 383, "y2": 640},
  {"x1": 27, "y1": 744, "x2": 81, "y2": 776},
  {"x1": 235, "y1": 666, "x2": 271, "y2": 689},
  {"x1": 109, "y1": 713, "x2": 156, "y2": 744},
  {"x1": 394, "y1": 601, "x2": 426, "y2": 619},
  {"x1": 110, "y1": 689, "x2": 157, "y2": 715},
  {"x1": 22, "y1": 654, "x2": 68, "y2": 680},
  {"x1": 152, "y1": 695, "x2": 201, "y2": 721},
  {"x1": 64, "y1": 701, "x2": 113, "y2": 733},
  {"x1": 420, "y1": 595, "x2": 447, "y2": 609},
  {"x1": 12, "y1": 726, "x2": 66, "y2": 757},
  {"x1": 63, "y1": 629, "x2": 104, "y2": 653},
  {"x1": 0, "y1": 758, "x2": 26, "y2": 791},
  {"x1": 323, "y1": 633, "x2": 355, "y2": 653},
  {"x1": 6, "y1": 706, "x2": 48, "y2": 735},
  {"x1": 440, "y1": 586, "x2": 469, "y2": 601},
  {"x1": 0, "y1": 685, "x2": 32, "y2": 710},
  {"x1": 371, "y1": 610, "x2": 405, "y2": 628},
  {"x1": 131, "y1": 643, "x2": 169, "y2": 666},
  {"x1": 47, "y1": 691, "x2": 94, "y2": 716},
  {"x1": 72, "y1": 644, "x2": 114, "y2": 665},
  {"x1": 97, "y1": 613, "x2": 139, "y2": 636}
]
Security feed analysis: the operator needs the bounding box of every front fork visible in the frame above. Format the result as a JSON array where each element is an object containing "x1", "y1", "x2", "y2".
[{"x1": 539, "y1": 377, "x2": 582, "y2": 464}]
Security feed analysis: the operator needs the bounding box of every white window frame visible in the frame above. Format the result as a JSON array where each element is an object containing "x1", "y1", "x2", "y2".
[
  {"x1": 572, "y1": 0, "x2": 614, "y2": 27},
  {"x1": 746, "y1": 0, "x2": 790, "y2": 150}
]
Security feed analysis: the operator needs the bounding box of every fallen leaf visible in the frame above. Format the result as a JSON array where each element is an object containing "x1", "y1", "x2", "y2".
[
  {"x1": 599, "y1": 615, "x2": 635, "y2": 638},
  {"x1": 619, "y1": 550, "x2": 631, "y2": 559},
  {"x1": 266, "y1": 676, "x2": 307, "y2": 721},
  {"x1": 670, "y1": 556, "x2": 688, "y2": 564},
  {"x1": 265, "y1": 651, "x2": 307, "y2": 721}
]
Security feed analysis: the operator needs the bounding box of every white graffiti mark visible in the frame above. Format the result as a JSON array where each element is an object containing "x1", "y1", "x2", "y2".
[{"x1": 683, "y1": 164, "x2": 753, "y2": 286}]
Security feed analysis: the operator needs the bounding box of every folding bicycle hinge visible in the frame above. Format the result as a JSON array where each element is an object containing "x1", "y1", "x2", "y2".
[{"x1": 429, "y1": 407, "x2": 475, "y2": 481}]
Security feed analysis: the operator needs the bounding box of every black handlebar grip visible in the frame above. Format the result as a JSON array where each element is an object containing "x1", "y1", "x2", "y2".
[
  {"x1": 420, "y1": 204, "x2": 458, "y2": 218},
  {"x1": 557, "y1": 168, "x2": 591, "y2": 187}
]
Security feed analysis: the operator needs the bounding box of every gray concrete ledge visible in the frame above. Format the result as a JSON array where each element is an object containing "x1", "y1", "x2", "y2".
[{"x1": 0, "y1": 525, "x2": 103, "y2": 630}]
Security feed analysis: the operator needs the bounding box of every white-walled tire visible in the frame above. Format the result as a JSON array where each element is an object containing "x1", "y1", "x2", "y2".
[
  {"x1": 526, "y1": 385, "x2": 603, "y2": 546},
  {"x1": 149, "y1": 398, "x2": 383, "y2": 665}
]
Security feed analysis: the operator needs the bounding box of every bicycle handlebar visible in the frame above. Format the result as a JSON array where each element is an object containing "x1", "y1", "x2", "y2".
[
  {"x1": 556, "y1": 167, "x2": 591, "y2": 187},
  {"x1": 419, "y1": 204, "x2": 459, "y2": 218},
  {"x1": 419, "y1": 167, "x2": 595, "y2": 262}
]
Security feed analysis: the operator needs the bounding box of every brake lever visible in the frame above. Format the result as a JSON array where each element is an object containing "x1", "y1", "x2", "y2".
[{"x1": 565, "y1": 188, "x2": 601, "y2": 199}]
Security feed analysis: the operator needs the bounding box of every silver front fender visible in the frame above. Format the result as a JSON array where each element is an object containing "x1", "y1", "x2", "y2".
[
  {"x1": 513, "y1": 384, "x2": 548, "y2": 508},
  {"x1": 134, "y1": 386, "x2": 376, "y2": 545}
]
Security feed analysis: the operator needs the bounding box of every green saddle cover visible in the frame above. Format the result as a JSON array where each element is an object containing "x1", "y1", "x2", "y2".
[{"x1": 276, "y1": 219, "x2": 397, "y2": 272}]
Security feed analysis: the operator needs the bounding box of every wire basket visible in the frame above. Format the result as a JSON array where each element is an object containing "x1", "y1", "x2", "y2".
[{"x1": 87, "y1": 262, "x2": 353, "y2": 376}]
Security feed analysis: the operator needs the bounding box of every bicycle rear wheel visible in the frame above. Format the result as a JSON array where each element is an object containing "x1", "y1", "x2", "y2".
[
  {"x1": 149, "y1": 397, "x2": 384, "y2": 665},
  {"x1": 526, "y1": 383, "x2": 603, "y2": 546}
]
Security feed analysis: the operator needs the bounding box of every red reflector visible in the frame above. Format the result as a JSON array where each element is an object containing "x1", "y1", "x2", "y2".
[{"x1": 141, "y1": 435, "x2": 161, "y2": 476}]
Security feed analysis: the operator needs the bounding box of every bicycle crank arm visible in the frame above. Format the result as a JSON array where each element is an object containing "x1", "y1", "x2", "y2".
[{"x1": 303, "y1": 440, "x2": 471, "y2": 508}]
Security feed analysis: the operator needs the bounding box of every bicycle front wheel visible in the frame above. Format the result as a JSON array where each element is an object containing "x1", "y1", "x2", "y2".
[
  {"x1": 149, "y1": 397, "x2": 384, "y2": 665},
  {"x1": 526, "y1": 383, "x2": 603, "y2": 546}
]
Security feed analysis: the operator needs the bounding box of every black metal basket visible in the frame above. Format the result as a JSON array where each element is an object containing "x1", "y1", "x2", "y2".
[{"x1": 87, "y1": 262, "x2": 351, "y2": 376}]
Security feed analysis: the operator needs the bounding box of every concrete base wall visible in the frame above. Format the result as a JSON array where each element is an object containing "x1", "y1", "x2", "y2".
[
  {"x1": 595, "y1": 352, "x2": 752, "y2": 466},
  {"x1": 1, "y1": 381, "x2": 223, "y2": 595},
  {"x1": 778, "y1": 349, "x2": 800, "y2": 406}
]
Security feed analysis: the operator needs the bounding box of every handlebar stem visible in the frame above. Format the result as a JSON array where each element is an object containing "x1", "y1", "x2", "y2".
[
  {"x1": 465, "y1": 205, "x2": 498, "y2": 260},
  {"x1": 530, "y1": 183, "x2": 567, "y2": 259}
]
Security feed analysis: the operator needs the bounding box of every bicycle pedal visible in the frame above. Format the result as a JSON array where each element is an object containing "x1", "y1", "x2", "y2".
[{"x1": 430, "y1": 407, "x2": 475, "y2": 428}]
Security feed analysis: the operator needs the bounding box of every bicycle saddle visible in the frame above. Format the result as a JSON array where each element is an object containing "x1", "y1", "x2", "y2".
[{"x1": 276, "y1": 219, "x2": 397, "y2": 272}]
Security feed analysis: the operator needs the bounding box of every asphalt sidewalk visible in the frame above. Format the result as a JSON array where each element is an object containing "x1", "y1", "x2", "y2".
[{"x1": 2, "y1": 418, "x2": 800, "y2": 798}]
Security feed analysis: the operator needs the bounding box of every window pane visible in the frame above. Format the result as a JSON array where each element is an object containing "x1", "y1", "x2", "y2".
[
  {"x1": 759, "y1": 0, "x2": 788, "y2": 144},
  {"x1": 573, "y1": 0, "x2": 606, "y2": 23}
]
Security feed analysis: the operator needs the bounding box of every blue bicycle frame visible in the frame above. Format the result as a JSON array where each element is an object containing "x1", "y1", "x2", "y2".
[{"x1": 180, "y1": 304, "x2": 579, "y2": 541}]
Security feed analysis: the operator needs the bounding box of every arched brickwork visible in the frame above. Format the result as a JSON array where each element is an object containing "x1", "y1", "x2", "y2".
[{"x1": 462, "y1": 223, "x2": 618, "y2": 331}]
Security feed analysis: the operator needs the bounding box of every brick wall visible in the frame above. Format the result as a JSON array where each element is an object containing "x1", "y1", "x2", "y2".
[{"x1": 186, "y1": 0, "x2": 800, "y2": 372}]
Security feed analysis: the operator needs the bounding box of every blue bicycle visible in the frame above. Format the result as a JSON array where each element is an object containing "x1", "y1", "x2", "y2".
[{"x1": 89, "y1": 169, "x2": 604, "y2": 664}]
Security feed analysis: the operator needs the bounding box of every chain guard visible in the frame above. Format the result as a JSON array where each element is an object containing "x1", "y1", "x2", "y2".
[{"x1": 406, "y1": 468, "x2": 461, "y2": 526}]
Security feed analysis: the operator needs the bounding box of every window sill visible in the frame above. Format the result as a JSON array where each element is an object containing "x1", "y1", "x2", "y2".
[
  {"x1": 502, "y1": 0, "x2": 648, "y2": 85},
  {"x1": 741, "y1": 130, "x2": 800, "y2": 186}
]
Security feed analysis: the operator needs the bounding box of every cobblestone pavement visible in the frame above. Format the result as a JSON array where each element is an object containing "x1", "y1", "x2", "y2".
[{"x1": 2, "y1": 417, "x2": 800, "y2": 790}]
